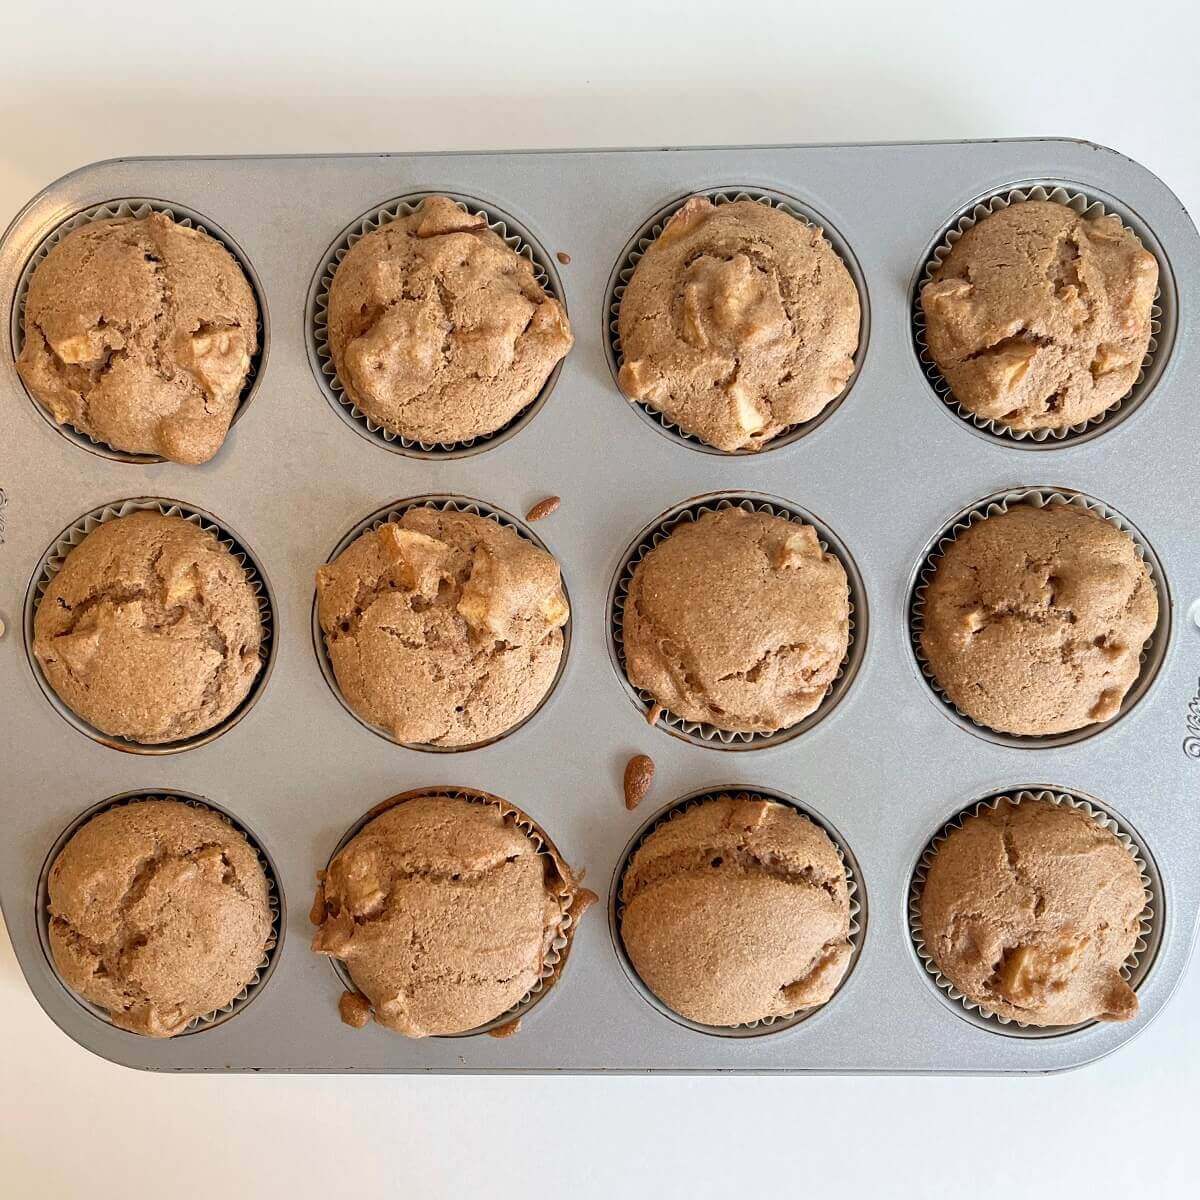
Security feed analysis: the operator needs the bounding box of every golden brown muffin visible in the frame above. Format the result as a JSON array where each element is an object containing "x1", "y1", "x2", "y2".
[
  {"x1": 311, "y1": 793, "x2": 583, "y2": 1037},
  {"x1": 316, "y1": 507, "x2": 567, "y2": 746},
  {"x1": 47, "y1": 800, "x2": 272, "y2": 1037},
  {"x1": 617, "y1": 197, "x2": 860, "y2": 451},
  {"x1": 921, "y1": 200, "x2": 1157, "y2": 432},
  {"x1": 325, "y1": 196, "x2": 573, "y2": 444},
  {"x1": 18, "y1": 212, "x2": 258, "y2": 463},
  {"x1": 620, "y1": 796, "x2": 853, "y2": 1026},
  {"x1": 919, "y1": 503, "x2": 1157, "y2": 736},
  {"x1": 33, "y1": 510, "x2": 263, "y2": 744},
  {"x1": 919, "y1": 797, "x2": 1146, "y2": 1026},
  {"x1": 622, "y1": 507, "x2": 849, "y2": 734}
]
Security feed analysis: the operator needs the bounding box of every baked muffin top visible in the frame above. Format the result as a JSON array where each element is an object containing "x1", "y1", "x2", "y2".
[
  {"x1": 325, "y1": 195, "x2": 573, "y2": 444},
  {"x1": 919, "y1": 797, "x2": 1145, "y2": 1027},
  {"x1": 921, "y1": 200, "x2": 1157, "y2": 432},
  {"x1": 48, "y1": 800, "x2": 272, "y2": 1037},
  {"x1": 18, "y1": 212, "x2": 258, "y2": 463},
  {"x1": 316, "y1": 507, "x2": 568, "y2": 746},
  {"x1": 33, "y1": 510, "x2": 263, "y2": 744},
  {"x1": 622, "y1": 507, "x2": 849, "y2": 734},
  {"x1": 620, "y1": 796, "x2": 853, "y2": 1026},
  {"x1": 616, "y1": 197, "x2": 860, "y2": 451},
  {"x1": 919, "y1": 503, "x2": 1157, "y2": 736}
]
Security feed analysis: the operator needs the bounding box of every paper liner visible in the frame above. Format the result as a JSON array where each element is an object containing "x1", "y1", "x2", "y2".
[
  {"x1": 604, "y1": 187, "x2": 868, "y2": 455},
  {"x1": 317, "y1": 786, "x2": 586, "y2": 1037},
  {"x1": 608, "y1": 492, "x2": 864, "y2": 748},
  {"x1": 908, "y1": 486, "x2": 1169, "y2": 749},
  {"x1": 610, "y1": 786, "x2": 864, "y2": 1037},
  {"x1": 312, "y1": 494, "x2": 570, "y2": 753},
  {"x1": 307, "y1": 192, "x2": 566, "y2": 459},
  {"x1": 36, "y1": 790, "x2": 284, "y2": 1038},
  {"x1": 23, "y1": 497, "x2": 276, "y2": 754},
  {"x1": 913, "y1": 183, "x2": 1171, "y2": 446},
  {"x1": 908, "y1": 788, "x2": 1159, "y2": 1037},
  {"x1": 10, "y1": 198, "x2": 267, "y2": 464}
]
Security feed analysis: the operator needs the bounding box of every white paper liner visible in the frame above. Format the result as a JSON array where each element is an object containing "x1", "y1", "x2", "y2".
[
  {"x1": 609, "y1": 493, "x2": 863, "y2": 748},
  {"x1": 908, "y1": 487, "x2": 1169, "y2": 748},
  {"x1": 604, "y1": 187, "x2": 868, "y2": 455},
  {"x1": 24, "y1": 497, "x2": 276, "y2": 754},
  {"x1": 913, "y1": 183, "x2": 1168, "y2": 445},
  {"x1": 908, "y1": 789, "x2": 1157, "y2": 1037},
  {"x1": 308, "y1": 193, "x2": 565, "y2": 458},
  {"x1": 312, "y1": 494, "x2": 570, "y2": 753},
  {"x1": 11, "y1": 198, "x2": 266, "y2": 464}
]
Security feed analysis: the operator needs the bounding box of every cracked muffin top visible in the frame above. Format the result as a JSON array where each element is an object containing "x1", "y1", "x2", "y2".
[
  {"x1": 920, "y1": 200, "x2": 1157, "y2": 433},
  {"x1": 33, "y1": 510, "x2": 263, "y2": 744},
  {"x1": 325, "y1": 195, "x2": 573, "y2": 445},
  {"x1": 48, "y1": 800, "x2": 272, "y2": 1037},
  {"x1": 316, "y1": 507, "x2": 568, "y2": 746},
  {"x1": 620, "y1": 796, "x2": 853, "y2": 1026},
  {"x1": 616, "y1": 197, "x2": 860, "y2": 452},
  {"x1": 919, "y1": 503, "x2": 1157, "y2": 737},
  {"x1": 919, "y1": 797, "x2": 1146, "y2": 1027},
  {"x1": 622, "y1": 507, "x2": 849, "y2": 734},
  {"x1": 311, "y1": 793, "x2": 584, "y2": 1037},
  {"x1": 18, "y1": 212, "x2": 258, "y2": 463}
]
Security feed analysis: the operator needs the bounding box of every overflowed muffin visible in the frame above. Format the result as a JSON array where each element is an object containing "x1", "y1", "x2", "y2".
[
  {"x1": 47, "y1": 799, "x2": 273, "y2": 1037},
  {"x1": 33, "y1": 510, "x2": 264, "y2": 744},
  {"x1": 325, "y1": 195, "x2": 573, "y2": 444},
  {"x1": 919, "y1": 796, "x2": 1146, "y2": 1026},
  {"x1": 18, "y1": 211, "x2": 258, "y2": 463},
  {"x1": 619, "y1": 795, "x2": 853, "y2": 1026},
  {"x1": 616, "y1": 197, "x2": 860, "y2": 451},
  {"x1": 920, "y1": 199, "x2": 1158, "y2": 432},
  {"x1": 919, "y1": 502, "x2": 1157, "y2": 736},
  {"x1": 621, "y1": 506, "x2": 849, "y2": 735}
]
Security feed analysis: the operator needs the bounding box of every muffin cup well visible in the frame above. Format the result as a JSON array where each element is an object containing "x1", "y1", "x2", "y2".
[
  {"x1": 608, "y1": 492, "x2": 865, "y2": 749},
  {"x1": 912, "y1": 182, "x2": 1174, "y2": 448},
  {"x1": 306, "y1": 192, "x2": 566, "y2": 459},
  {"x1": 907, "y1": 486, "x2": 1170, "y2": 749},
  {"x1": 317, "y1": 786, "x2": 587, "y2": 1038},
  {"x1": 312, "y1": 495, "x2": 571, "y2": 753},
  {"x1": 609, "y1": 785, "x2": 864, "y2": 1038},
  {"x1": 603, "y1": 186, "x2": 869, "y2": 456},
  {"x1": 907, "y1": 787, "x2": 1159, "y2": 1039},
  {"x1": 10, "y1": 198, "x2": 268, "y2": 464},
  {"x1": 23, "y1": 497, "x2": 277, "y2": 754},
  {"x1": 36, "y1": 790, "x2": 284, "y2": 1038}
]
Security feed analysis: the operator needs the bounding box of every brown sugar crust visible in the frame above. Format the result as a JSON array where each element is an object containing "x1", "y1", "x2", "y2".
[
  {"x1": 325, "y1": 195, "x2": 573, "y2": 444},
  {"x1": 919, "y1": 503, "x2": 1157, "y2": 736},
  {"x1": 921, "y1": 200, "x2": 1157, "y2": 432},
  {"x1": 17, "y1": 212, "x2": 258, "y2": 463},
  {"x1": 33, "y1": 511, "x2": 263, "y2": 744},
  {"x1": 47, "y1": 800, "x2": 272, "y2": 1038},
  {"x1": 616, "y1": 197, "x2": 860, "y2": 451}
]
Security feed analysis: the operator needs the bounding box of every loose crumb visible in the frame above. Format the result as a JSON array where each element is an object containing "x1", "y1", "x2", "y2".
[
  {"x1": 526, "y1": 495, "x2": 561, "y2": 522},
  {"x1": 646, "y1": 702, "x2": 664, "y2": 726},
  {"x1": 556, "y1": 251, "x2": 571, "y2": 265},
  {"x1": 339, "y1": 990, "x2": 372, "y2": 1029}
]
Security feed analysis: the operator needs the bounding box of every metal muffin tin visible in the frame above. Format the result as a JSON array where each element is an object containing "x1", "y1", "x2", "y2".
[{"x1": 0, "y1": 141, "x2": 1197, "y2": 1074}]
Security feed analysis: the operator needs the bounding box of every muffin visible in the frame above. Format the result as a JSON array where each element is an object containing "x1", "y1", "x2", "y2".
[
  {"x1": 33, "y1": 510, "x2": 264, "y2": 744},
  {"x1": 311, "y1": 793, "x2": 585, "y2": 1037},
  {"x1": 47, "y1": 800, "x2": 273, "y2": 1037},
  {"x1": 316, "y1": 507, "x2": 568, "y2": 746},
  {"x1": 919, "y1": 503, "x2": 1157, "y2": 736},
  {"x1": 920, "y1": 199, "x2": 1157, "y2": 433},
  {"x1": 616, "y1": 197, "x2": 860, "y2": 451},
  {"x1": 622, "y1": 506, "x2": 849, "y2": 734},
  {"x1": 325, "y1": 195, "x2": 572, "y2": 444},
  {"x1": 919, "y1": 797, "x2": 1146, "y2": 1026},
  {"x1": 18, "y1": 212, "x2": 258, "y2": 463},
  {"x1": 620, "y1": 796, "x2": 853, "y2": 1026}
]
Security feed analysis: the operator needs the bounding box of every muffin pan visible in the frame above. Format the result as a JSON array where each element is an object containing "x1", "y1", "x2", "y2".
[{"x1": 0, "y1": 140, "x2": 1197, "y2": 1074}]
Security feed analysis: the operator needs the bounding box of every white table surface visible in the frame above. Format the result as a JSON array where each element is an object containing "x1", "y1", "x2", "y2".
[{"x1": 1, "y1": 2, "x2": 1197, "y2": 1195}]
